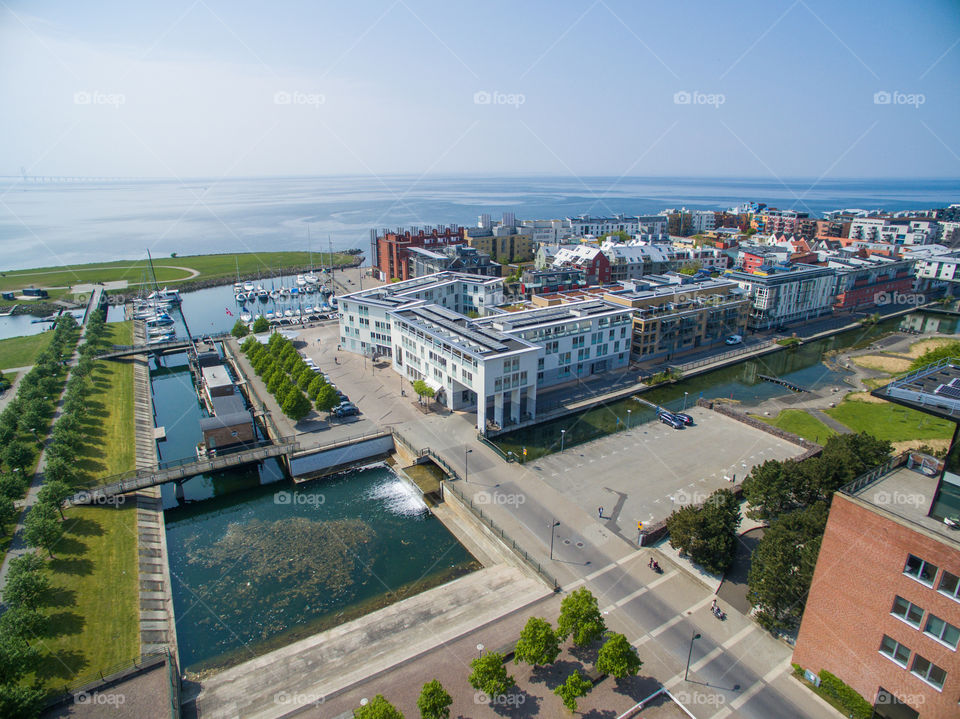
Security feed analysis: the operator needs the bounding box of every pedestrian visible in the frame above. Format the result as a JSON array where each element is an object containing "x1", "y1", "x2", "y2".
[
  {"x1": 711, "y1": 598, "x2": 717, "y2": 611},
  {"x1": 648, "y1": 557, "x2": 653, "y2": 568},
  {"x1": 598, "y1": 507, "x2": 603, "y2": 519}
]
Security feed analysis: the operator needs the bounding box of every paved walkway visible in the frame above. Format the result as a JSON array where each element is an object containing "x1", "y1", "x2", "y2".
[
  {"x1": 0, "y1": 365, "x2": 30, "y2": 413},
  {"x1": 191, "y1": 565, "x2": 550, "y2": 719}
]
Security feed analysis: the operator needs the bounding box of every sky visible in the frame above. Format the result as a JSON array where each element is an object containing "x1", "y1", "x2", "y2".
[{"x1": 1, "y1": 0, "x2": 959, "y2": 180}]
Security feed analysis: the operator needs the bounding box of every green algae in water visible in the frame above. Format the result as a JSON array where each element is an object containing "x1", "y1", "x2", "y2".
[{"x1": 184, "y1": 516, "x2": 375, "y2": 639}]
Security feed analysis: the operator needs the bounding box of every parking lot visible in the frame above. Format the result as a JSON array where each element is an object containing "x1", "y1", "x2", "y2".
[{"x1": 526, "y1": 406, "x2": 804, "y2": 542}]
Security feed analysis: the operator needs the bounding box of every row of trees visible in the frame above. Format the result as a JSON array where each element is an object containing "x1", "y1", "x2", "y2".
[
  {"x1": 743, "y1": 432, "x2": 891, "y2": 632},
  {"x1": 0, "y1": 315, "x2": 81, "y2": 540},
  {"x1": 231, "y1": 316, "x2": 270, "y2": 338},
  {"x1": 0, "y1": 311, "x2": 113, "y2": 717},
  {"x1": 354, "y1": 589, "x2": 642, "y2": 717},
  {"x1": 665, "y1": 488, "x2": 741, "y2": 574},
  {"x1": 241, "y1": 333, "x2": 340, "y2": 421}
]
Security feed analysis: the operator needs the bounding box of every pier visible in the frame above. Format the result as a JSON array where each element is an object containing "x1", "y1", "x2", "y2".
[
  {"x1": 97, "y1": 333, "x2": 231, "y2": 359},
  {"x1": 757, "y1": 374, "x2": 808, "y2": 392}
]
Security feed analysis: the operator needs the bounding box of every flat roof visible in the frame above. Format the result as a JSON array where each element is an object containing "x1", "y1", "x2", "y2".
[
  {"x1": 200, "y1": 412, "x2": 253, "y2": 431},
  {"x1": 843, "y1": 464, "x2": 960, "y2": 548},
  {"x1": 476, "y1": 299, "x2": 629, "y2": 333},
  {"x1": 341, "y1": 272, "x2": 502, "y2": 309},
  {"x1": 201, "y1": 365, "x2": 233, "y2": 389},
  {"x1": 211, "y1": 393, "x2": 246, "y2": 416},
  {"x1": 390, "y1": 304, "x2": 531, "y2": 357},
  {"x1": 872, "y1": 359, "x2": 960, "y2": 421}
]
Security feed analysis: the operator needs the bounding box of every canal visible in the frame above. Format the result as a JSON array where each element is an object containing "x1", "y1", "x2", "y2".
[{"x1": 493, "y1": 312, "x2": 960, "y2": 460}]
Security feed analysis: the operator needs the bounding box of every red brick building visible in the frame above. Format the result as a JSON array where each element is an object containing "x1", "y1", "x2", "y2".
[
  {"x1": 794, "y1": 363, "x2": 960, "y2": 718},
  {"x1": 369, "y1": 226, "x2": 463, "y2": 281}
]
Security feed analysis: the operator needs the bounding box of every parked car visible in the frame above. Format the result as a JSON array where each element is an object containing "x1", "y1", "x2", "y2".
[
  {"x1": 333, "y1": 402, "x2": 359, "y2": 417},
  {"x1": 658, "y1": 413, "x2": 684, "y2": 429},
  {"x1": 725, "y1": 334, "x2": 743, "y2": 345},
  {"x1": 673, "y1": 412, "x2": 694, "y2": 425}
]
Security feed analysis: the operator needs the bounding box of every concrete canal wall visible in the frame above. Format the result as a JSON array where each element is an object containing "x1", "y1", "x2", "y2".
[{"x1": 289, "y1": 433, "x2": 395, "y2": 480}]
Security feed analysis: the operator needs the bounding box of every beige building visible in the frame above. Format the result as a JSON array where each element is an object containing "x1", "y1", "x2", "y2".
[{"x1": 464, "y1": 230, "x2": 535, "y2": 264}]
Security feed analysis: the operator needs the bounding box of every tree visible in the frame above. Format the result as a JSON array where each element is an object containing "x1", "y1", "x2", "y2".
[
  {"x1": 0, "y1": 631, "x2": 39, "y2": 684},
  {"x1": 557, "y1": 588, "x2": 606, "y2": 646},
  {"x1": 283, "y1": 353, "x2": 301, "y2": 372},
  {"x1": 241, "y1": 336, "x2": 259, "y2": 354},
  {"x1": 0, "y1": 497, "x2": 16, "y2": 531},
  {"x1": 666, "y1": 488, "x2": 741, "y2": 574},
  {"x1": 411, "y1": 379, "x2": 434, "y2": 405},
  {"x1": 354, "y1": 694, "x2": 404, "y2": 719},
  {"x1": 514, "y1": 617, "x2": 560, "y2": 667},
  {"x1": 37, "y1": 480, "x2": 71, "y2": 520},
  {"x1": 0, "y1": 474, "x2": 25, "y2": 501},
  {"x1": 267, "y1": 371, "x2": 286, "y2": 396},
  {"x1": 554, "y1": 670, "x2": 592, "y2": 712},
  {"x1": 297, "y1": 367, "x2": 315, "y2": 390},
  {"x1": 42, "y1": 457, "x2": 79, "y2": 487},
  {"x1": 231, "y1": 319, "x2": 249, "y2": 338},
  {"x1": 0, "y1": 606, "x2": 48, "y2": 646},
  {"x1": 2, "y1": 563, "x2": 49, "y2": 611},
  {"x1": 3, "y1": 442, "x2": 31, "y2": 475},
  {"x1": 281, "y1": 388, "x2": 312, "y2": 422},
  {"x1": 416, "y1": 680, "x2": 452, "y2": 719},
  {"x1": 315, "y1": 384, "x2": 340, "y2": 414},
  {"x1": 252, "y1": 316, "x2": 270, "y2": 333},
  {"x1": 307, "y1": 374, "x2": 327, "y2": 400},
  {"x1": 468, "y1": 652, "x2": 515, "y2": 698},
  {"x1": 0, "y1": 683, "x2": 45, "y2": 719},
  {"x1": 748, "y1": 503, "x2": 828, "y2": 632},
  {"x1": 596, "y1": 633, "x2": 642, "y2": 679},
  {"x1": 742, "y1": 459, "x2": 806, "y2": 521},
  {"x1": 23, "y1": 503, "x2": 63, "y2": 558}
]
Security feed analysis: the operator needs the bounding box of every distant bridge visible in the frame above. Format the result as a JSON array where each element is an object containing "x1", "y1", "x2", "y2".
[
  {"x1": 98, "y1": 333, "x2": 232, "y2": 359},
  {"x1": 69, "y1": 437, "x2": 299, "y2": 504}
]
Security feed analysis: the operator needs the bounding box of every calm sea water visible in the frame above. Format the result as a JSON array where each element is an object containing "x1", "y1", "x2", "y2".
[{"x1": 2, "y1": 175, "x2": 959, "y2": 270}]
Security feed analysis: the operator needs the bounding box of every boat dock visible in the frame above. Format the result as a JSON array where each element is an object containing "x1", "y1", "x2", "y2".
[{"x1": 757, "y1": 374, "x2": 808, "y2": 392}]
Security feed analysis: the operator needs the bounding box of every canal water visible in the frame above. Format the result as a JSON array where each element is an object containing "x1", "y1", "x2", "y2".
[
  {"x1": 150, "y1": 347, "x2": 478, "y2": 673},
  {"x1": 494, "y1": 312, "x2": 960, "y2": 460}
]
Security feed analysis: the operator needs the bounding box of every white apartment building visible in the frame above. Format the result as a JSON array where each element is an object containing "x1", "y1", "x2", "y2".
[
  {"x1": 914, "y1": 250, "x2": 960, "y2": 283},
  {"x1": 848, "y1": 218, "x2": 941, "y2": 246},
  {"x1": 338, "y1": 272, "x2": 633, "y2": 432},
  {"x1": 724, "y1": 264, "x2": 837, "y2": 330},
  {"x1": 569, "y1": 215, "x2": 640, "y2": 238},
  {"x1": 691, "y1": 210, "x2": 716, "y2": 234},
  {"x1": 521, "y1": 219, "x2": 573, "y2": 243}
]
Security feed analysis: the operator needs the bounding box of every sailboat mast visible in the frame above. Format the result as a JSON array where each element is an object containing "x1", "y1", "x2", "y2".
[{"x1": 146, "y1": 249, "x2": 160, "y2": 291}]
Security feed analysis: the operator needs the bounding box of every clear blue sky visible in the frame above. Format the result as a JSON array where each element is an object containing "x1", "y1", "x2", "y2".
[{"x1": 2, "y1": 0, "x2": 958, "y2": 178}]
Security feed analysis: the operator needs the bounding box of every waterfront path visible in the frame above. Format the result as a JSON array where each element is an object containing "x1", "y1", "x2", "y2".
[
  {"x1": 0, "y1": 365, "x2": 30, "y2": 414},
  {"x1": 277, "y1": 322, "x2": 840, "y2": 719}
]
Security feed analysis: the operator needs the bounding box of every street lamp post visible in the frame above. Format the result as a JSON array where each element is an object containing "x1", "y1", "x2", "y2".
[
  {"x1": 627, "y1": 409, "x2": 632, "y2": 429},
  {"x1": 476, "y1": 643, "x2": 484, "y2": 658},
  {"x1": 685, "y1": 631, "x2": 702, "y2": 681},
  {"x1": 683, "y1": 391, "x2": 689, "y2": 411},
  {"x1": 465, "y1": 448, "x2": 473, "y2": 482},
  {"x1": 549, "y1": 520, "x2": 560, "y2": 560},
  {"x1": 560, "y1": 429, "x2": 566, "y2": 453}
]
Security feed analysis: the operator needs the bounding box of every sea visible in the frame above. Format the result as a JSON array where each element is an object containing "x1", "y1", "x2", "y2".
[{"x1": 2, "y1": 175, "x2": 959, "y2": 270}]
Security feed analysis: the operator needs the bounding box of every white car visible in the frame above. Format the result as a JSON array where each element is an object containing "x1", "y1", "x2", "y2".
[{"x1": 725, "y1": 334, "x2": 743, "y2": 345}]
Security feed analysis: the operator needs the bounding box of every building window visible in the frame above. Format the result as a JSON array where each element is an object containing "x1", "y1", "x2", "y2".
[
  {"x1": 891, "y1": 596, "x2": 924, "y2": 628},
  {"x1": 924, "y1": 614, "x2": 960, "y2": 650},
  {"x1": 938, "y1": 570, "x2": 960, "y2": 602},
  {"x1": 910, "y1": 654, "x2": 946, "y2": 691},
  {"x1": 904, "y1": 555, "x2": 938, "y2": 586},
  {"x1": 879, "y1": 635, "x2": 911, "y2": 667}
]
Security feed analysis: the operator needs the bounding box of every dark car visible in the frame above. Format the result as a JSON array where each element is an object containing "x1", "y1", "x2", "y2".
[
  {"x1": 673, "y1": 412, "x2": 694, "y2": 425},
  {"x1": 658, "y1": 413, "x2": 684, "y2": 429},
  {"x1": 336, "y1": 391, "x2": 349, "y2": 403},
  {"x1": 333, "y1": 402, "x2": 359, "y2": 417}
]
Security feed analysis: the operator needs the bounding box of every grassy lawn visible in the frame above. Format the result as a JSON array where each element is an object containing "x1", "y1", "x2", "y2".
[
  {"x1": 756, "y1": 409, "x2": 838, "y2": 444},
  {"x1": 38, "y1": 321, "x2": 139, "y2": 691},
  {"x1": 825, "y1": 398, "x2": 955, "y2": 443},
  {"x1": 0, "y1": 251, "x2": 357, "y2": 294},
  {"x1": 0, "y1": 330, "x2": 54, "y2": 370}
]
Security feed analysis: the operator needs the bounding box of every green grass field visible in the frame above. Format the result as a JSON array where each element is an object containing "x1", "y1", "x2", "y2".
[
  {"x1": 756, "y1": 409, "x2": 838, "y2": 444},
  {"x1": 825, "y1": 399, "x2": 955, "y2": 442},
  {"x1": 0, "y1": 251, "x2": 356, "y2": 296},
  {"x1": 38, "y1": 321, "x2": 139, "y2": 692},
  {"x1": 0, "y1": 331, "x2": 54, "y2": 370}
]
